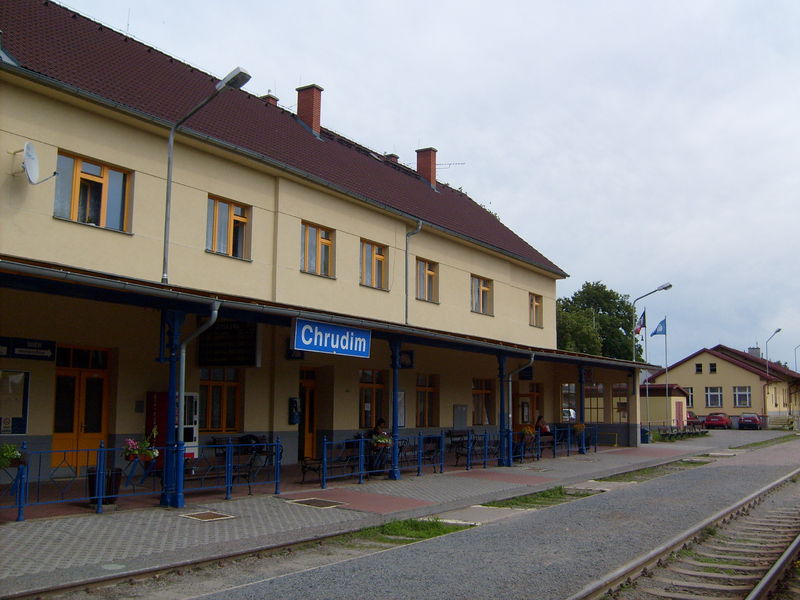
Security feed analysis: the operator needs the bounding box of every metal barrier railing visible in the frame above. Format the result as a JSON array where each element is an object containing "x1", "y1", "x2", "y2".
[
  {"x1": 0, "y1": 438, "x2": 282, "y2": 521},
  {"x1": 320, "y1": 431, "x2": 447, "y2": 489}
]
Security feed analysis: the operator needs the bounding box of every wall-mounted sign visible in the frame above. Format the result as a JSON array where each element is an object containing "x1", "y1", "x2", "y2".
[
  {"x1": 198, "y1": 320, "x2": 260, "y2": 367},
  {"x1": 0, "y1": 336, "x2": 56, "y2": 361},
  {"x1": 292, "y1": 318, "x2": 371, "y2": 358}
]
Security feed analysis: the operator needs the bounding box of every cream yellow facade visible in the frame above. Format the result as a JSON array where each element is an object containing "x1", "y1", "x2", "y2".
[
  {"x1": 0, "y1": 34, "x2": 645, "y2": 474},
  {"x1": 649, "y1": 348, "x2": 800, "y2": 424}
]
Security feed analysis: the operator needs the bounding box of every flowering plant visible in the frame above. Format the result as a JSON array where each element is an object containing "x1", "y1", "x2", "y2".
[
  {"x1": 123, "y1": 427, "x2": 159, "y2": 460},
  {"x1": 372, "y1": 434, "x2": 392, "y2": 445},
  {"x1": 0, "y1": 443, "x2": 22, "y2": 469}
]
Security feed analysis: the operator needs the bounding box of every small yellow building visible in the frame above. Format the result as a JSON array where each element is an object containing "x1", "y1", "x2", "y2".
[
  {"x1": 639, "y1": 384, "x2": 689, "y2": 428},
  {"x1": 648, "y1": 345, "x2": 800, "y2": 426}
]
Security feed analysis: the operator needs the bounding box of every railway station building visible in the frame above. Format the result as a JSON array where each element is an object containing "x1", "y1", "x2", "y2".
[{"x1": 0, "y1": 0, "x2": 647, "y2": 486}]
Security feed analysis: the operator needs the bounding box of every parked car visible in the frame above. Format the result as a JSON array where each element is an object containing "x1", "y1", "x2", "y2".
[
  {"x1": 704, "y1": 412, "x2": 732, "y2": 429},
  {"x1": 738, "y1": 413, "x2": 762, "y2": 430},
  {"x1": 686, "y1": 411, "x2": 703, "y2": 427}
]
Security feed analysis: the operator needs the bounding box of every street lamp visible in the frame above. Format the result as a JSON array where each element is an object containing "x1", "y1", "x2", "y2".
[
  {"x1": 161, "y1": 66, "x2": 251, "y2": 284},
  {"x1": 794, "y1": 343, "x2": 800, "y2": 372},
  {"x1": 765, "y1": 328, "x2": 781, "y2": 379},
  {"x1": 631, "y1": 282, "x2": 672, "y2": 361}
]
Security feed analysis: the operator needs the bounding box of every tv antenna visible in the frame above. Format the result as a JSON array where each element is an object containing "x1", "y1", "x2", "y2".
[{"x1": 436, "y1": 162, "x2": 465, "y2": 170}]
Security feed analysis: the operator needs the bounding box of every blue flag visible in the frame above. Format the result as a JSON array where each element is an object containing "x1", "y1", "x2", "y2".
[{"x1": 651, "y1": 318, "x2": 667, "y2": 337}]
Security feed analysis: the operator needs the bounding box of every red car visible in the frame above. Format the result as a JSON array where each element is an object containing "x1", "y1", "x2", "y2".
[
  {"x1": 687, "y1": 411, "x2": 703, "y2": 427},
  {"x1": 705, "y1": 412, "x2": 732, "y2": 429},
  {"x1": 738, "y1": 413, "x2": 762, "y2": 430}
]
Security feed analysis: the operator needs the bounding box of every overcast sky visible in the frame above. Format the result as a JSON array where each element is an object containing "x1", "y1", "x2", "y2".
[{"x1": 60, "y1": 0, "x2": 800, "y2": 369}]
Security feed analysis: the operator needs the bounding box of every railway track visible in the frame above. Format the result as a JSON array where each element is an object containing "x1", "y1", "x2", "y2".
[{"x1": 570, "y1": 470, "x2": 800, "y2": 600}]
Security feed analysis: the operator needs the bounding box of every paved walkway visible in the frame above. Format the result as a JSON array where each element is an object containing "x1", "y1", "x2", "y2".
[{"x1": 0, "y1": 431, "x2": 786, "y2": 598}]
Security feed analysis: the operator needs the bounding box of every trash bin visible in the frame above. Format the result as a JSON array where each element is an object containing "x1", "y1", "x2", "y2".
[
  {"x1": 86, "y1": 467, "x2": 122, "y2": 504},
  {"x1": 640, "y1": 427, "x2": 650, "y2": 444}
]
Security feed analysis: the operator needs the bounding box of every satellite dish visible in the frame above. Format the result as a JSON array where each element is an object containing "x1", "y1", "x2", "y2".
[{"x1": 22, "y1": 141, "x2": 40, "y2": 184}]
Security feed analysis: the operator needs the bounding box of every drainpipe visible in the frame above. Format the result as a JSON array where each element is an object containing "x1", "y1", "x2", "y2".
[
  {"x1": 404, "y1": 220, "x2": 423, "y2": 324},
  {"x1": 502, "y1": 353, "x2": 535, "y2": 466},
  {"x1": 178, "y1": 300, "x2": 221, "y2": 445}
]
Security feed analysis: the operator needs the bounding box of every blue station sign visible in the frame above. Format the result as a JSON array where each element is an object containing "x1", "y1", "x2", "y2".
[{"x1": 292, "y1": 318, "x2": 371, "y2": 358}]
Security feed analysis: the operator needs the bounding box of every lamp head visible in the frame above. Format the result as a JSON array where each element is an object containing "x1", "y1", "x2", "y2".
[
  {"x1": 215, "y1": 67, "x2": 251, "y2": 92},
  {"x1": 657, "y1": 282, "x2": 673, "y2": 291}
]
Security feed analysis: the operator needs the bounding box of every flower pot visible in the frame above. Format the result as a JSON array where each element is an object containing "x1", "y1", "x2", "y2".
[
  {"x1": 124, "y1": 454, "x2": 138, "y2": 462},
  {"x1": 86, "y1": 467, "x2": 123, "y2": 505}
]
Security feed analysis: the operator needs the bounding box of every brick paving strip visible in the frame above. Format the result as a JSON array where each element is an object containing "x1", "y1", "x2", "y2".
[{"x1": 0, "y1": 433, "x2": 786, "y2": 598}]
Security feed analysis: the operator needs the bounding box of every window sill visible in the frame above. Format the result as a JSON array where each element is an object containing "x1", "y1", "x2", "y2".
[
  {"x1": 360, "y1": 283, "x2": 390, "y2": 292},
  {"x1": 300, "y1": 269, "x2": 336, "y2": 280},
  {"x1": 415, "y1": 298, "x2": 440, "y2": 305},
  {"x1": 53, "y1": 215, "x2": 133, "y2": 235},
  {"x1": 529, "y1": 323, "x2": 544, "y2": 329},
  {"x1": 470, "y1": 309, "x2": 494, "y2": 317},
  {"x1": 204, "y1": 249, "x2": 252, "y2": 263}
]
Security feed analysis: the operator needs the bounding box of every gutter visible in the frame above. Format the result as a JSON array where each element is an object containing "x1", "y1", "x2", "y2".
[
  {"x1": 178, "y1": 300, "x2": 220, "y2": 444},
  {"x1": 0, "y1": 62, "x2": 567, "y2": 279},
  {"x1": 404, "y1": 220, "x2": 423, "y2": 324}
]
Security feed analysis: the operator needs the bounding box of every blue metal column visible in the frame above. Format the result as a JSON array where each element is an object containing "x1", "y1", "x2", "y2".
[
  {"x1": 389, "y1": 337, "x2": 401, "y2": 480},
  {"x1": 497, "y1": 354, "x2": 508, "y2": 466},
  {"x1": 578, "y1": 366, "x2": 587, "y2": 454},
  {"x1": 160, "y1": 309, "x2": 184, "y2": 507}
]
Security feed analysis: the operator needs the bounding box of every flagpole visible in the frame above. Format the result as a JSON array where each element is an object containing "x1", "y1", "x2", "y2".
[
  {"x1": 664, "y1": 316, "x2": 669, "y2": 425},
  {"x1": 644, "y1": 310, "x2": 650, "y2": 423}
]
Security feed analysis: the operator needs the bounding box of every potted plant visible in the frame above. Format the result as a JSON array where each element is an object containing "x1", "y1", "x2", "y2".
[
  {"x1": 372, "y1": 434, "x2": 392, "y2": 447},
  {"x1": 123, "y1": 427, "x2": 159, "y2": 461},
  {"x1": 0, "y1": 443, "x2": 22, "y2": 469}
]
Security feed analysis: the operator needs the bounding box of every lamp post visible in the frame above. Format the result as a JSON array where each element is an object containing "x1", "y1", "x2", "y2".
[
  {"x1": 766, "y1": 328, "x2": 781, "y2": 378},
  {"x1": 765, "y1": 328, "x2": 781, "y2": 416},
  {"x1": 631, "y1": 282, "x2": 672, "y2": 361},
  {"x1": 158, "y1": 67, "x2": 249, "y2": 507},
  {"x1": 161, "y1": 66, "x2": 251, "y2": 284},
  {"x1": 794, "y1": 343, "x2": 800, "y2": 372}
]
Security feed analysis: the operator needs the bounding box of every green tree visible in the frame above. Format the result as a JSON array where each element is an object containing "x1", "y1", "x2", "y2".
[{"x1": 557, "y1": 282, "x2": 638, "y2": 360}]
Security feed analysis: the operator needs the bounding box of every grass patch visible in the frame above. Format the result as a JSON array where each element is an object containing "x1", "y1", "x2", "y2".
[
  {"x1": 596, "y1": 459, "x2": 708, "y2": 483},
  {"x1": 339, "y1": 518, "x2": 470, "y2": 545},
  {"x1": 731, "y1": 434, "x2": 798, "y2": 450},
  {"x1": 482, "y1": 486, "x2": 595, "y2": 509}
]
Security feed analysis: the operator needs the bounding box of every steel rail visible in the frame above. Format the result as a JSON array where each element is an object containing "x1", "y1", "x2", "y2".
[
  {"x1": 745, "y1": 528, "x2": 800, "y2": 599},
  {"x1": 566, "y1": 465, "x2": 800, "y2": 600}
]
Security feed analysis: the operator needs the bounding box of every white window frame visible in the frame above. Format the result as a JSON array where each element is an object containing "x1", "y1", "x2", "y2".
[{"x1": 705, "y1": 386, "x2": 722, "y2": 408}]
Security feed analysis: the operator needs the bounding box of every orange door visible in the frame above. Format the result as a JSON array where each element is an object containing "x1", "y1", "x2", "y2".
[
  {"x1": 299, "y1": 370, "x2": 317, "y2": 459},
  {"x1": 52, "y1": 370, "x2": 108, "y2": 468}
]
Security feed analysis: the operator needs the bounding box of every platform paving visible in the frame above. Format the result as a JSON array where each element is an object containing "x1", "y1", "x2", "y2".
[{"x1": 0, "y1": 430, "x2": 790, "y2": 598}]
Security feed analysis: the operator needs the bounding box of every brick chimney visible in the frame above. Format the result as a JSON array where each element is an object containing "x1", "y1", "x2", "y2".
[
  {"x1": 296, "y1": 84, "x2": 323, "y2": 135},
  {"x1": 416, "y1": 147, "x2": 437, "y2": 188},
  {"x1": 261, "y1": 93, "x2": 279, "y2": 106},
  {"x1": 385, "y1": 153, "x2": 399, "y2": 163}
]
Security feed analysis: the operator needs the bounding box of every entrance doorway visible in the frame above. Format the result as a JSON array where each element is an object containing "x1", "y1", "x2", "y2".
[
  {"x1": 299, "y1": 369, "x2": 317, "y2": 460},
  {"x1": 52, "y1": 347, "x2": 110, "y2": 468},
  {"x1": 513, "y1": 381, "x2": 541, "y2": 432}
]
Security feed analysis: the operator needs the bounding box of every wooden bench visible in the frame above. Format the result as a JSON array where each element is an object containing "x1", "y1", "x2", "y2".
[{"x1": 300, "y1": 440, "x2": 359, "y2": 483}]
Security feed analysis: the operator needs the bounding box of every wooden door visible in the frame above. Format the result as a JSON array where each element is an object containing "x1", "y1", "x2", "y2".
[
  {"x1": 513, "y1": 382, "x2": 540, "y2": 432},
  {"x1": 299, "y1": 369, "x2": 317, "y2": 459},
  {"x1": 52, "y1": 369, "x2": 108, "y2": 468}
]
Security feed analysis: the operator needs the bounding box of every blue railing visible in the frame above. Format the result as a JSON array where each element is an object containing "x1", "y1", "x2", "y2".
[
  {"x1": 320, "y1": 431, "x2": 447, "y2": 488},
  {"x1": 1, "y1": 438, "x2": 282, "y2": 521}
]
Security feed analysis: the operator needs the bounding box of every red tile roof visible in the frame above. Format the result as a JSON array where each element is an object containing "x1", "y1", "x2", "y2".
[
  {"x1": 0, "y1": 0, "x2": 566, "y2": 277},
  {"x1": 646, "y1": 344, "x2": 800, "y2": 383}
]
